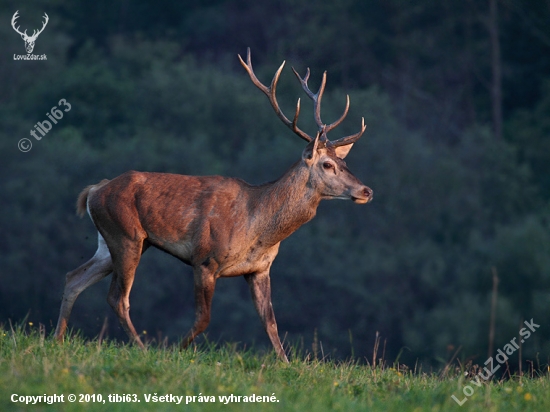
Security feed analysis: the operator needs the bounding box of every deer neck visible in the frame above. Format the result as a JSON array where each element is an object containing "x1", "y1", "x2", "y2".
[{"x1": 251, "y1": 160, "x2": 321, "y2": 246}]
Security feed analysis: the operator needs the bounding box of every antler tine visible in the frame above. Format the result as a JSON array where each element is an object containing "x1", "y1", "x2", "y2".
[
  {"x1": 292, "y1": 67, "x2": 326, "y2": 131},
  {"x1": 291, "y1": 67, "x2": 313, "y2": 99},
  {"x1": 238, "y1": 48, "x2": 313, "y2": 142},
  {"x1": 325, "y1": 95, "x2": 350, "y2": 134},
  {"x1": 327, "y1": 117, "x2": 367, "y2": 148},
  {"x1": 238, "y1": 48, "x2": 268, "y2": 95}
]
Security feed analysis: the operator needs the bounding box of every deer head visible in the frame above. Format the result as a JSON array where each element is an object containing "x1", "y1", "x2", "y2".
[
  {"x1": 11, "y1": 11, "x2": 49, "y2": 54},
  {"x1": 238, "y1": 48, "x2": 372, "y2": 204}
]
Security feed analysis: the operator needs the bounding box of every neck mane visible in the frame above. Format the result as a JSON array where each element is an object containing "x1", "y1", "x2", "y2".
[{"x1": 249, "y1": 160, "x2": 321, "y2": 246}]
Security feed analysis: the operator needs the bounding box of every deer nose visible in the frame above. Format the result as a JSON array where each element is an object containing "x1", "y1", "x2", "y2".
[
  {"x1": 363, "y1": 186, "x2": 373, "y2": 199},
  {"x1": 352, "y1": 186, "x2": 373, "y2": 204}
]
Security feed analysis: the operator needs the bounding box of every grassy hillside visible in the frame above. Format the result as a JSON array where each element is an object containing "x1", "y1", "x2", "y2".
[{"x1": 1, "y1": 325, "x2": 548, "y2": 411}]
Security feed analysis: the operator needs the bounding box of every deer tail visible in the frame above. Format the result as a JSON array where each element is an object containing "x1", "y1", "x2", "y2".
[{"x1": 76, "y1": 179, "x2": 110, "y2": 218}]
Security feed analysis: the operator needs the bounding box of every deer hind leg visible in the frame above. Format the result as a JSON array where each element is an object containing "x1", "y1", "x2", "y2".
[
  {"x1": 245, "y1": 271, "x2": 289, "y2": 362},
  {"x1": 55, "y1": 232, "x2": 113, "y2": 341},
  {"x1": 180, "y1": 263, "x2": 217, "y2": 350},
  {"x1": 106, "y1": 238, "x2": 148, "y2": 349}
]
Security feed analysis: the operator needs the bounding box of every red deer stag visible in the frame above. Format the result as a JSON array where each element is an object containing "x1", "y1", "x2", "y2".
[{"x1": 54, "y1": 48, "x2": 372, "y2": 362}]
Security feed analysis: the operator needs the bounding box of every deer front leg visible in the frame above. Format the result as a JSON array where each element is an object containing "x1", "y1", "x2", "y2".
[
  {"x1": 181, "y1": 265, "x2": 217, "y2": 350},
  {"x1": 245, "y1": 271, "x2": 289, "y2": 363}
]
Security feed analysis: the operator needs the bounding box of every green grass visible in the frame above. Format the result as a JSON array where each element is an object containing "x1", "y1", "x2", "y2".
[{"x1": 1, "y1": 324, "x2": 549, "y2": 411}]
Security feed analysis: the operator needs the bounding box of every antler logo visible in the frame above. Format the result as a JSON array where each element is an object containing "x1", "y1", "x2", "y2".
[{"x1": 11, "y1": 11, "x2": 49, "y2": 54}]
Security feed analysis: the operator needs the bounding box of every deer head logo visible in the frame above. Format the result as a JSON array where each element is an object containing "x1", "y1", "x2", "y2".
[{"x1": 11, "y1": 11, "x2": 49, "y2": 54}]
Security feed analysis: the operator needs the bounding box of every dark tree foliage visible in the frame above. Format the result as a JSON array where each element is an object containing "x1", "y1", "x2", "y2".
[{"x1": 1, "y1": 0, "x2": 549, "y2": 369}]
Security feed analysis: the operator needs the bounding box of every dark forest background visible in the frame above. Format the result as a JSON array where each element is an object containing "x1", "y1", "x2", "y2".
[{"x1": 1, "y1": 0, "x2": 550, "y2": 370}]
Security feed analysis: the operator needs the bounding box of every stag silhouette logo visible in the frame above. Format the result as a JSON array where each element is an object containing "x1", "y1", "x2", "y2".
[{"x1": 11, "y1": 11, "x2": 49, "y2": 54}]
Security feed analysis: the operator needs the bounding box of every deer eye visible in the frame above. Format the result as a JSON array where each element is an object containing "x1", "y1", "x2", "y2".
[{"x1": 322, "y1": 161, "x2": 334, "y2": 170}]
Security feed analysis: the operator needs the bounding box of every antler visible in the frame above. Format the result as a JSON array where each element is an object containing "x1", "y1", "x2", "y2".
[
  {"x1": 290, "y1": 68, "x2": 326, "y2": 132},
  {"x1": 327, "y1": 117, "x2": 366, "y2": 148},
  {"x1": 291, "y1": 68, "x2": 353, "y2": 136},
  {"x1": 291, "y1": 67, "x2": 366, "y2": 148},
  {"x1": 238, "y1": 48, "x2": 313, "y2": 142},
  {"x1": 11, "y1": 11, "x2": 26, "y2": 37},
  {"x1": 239, "y1": 48, "x2": 366, "y2": 147}
]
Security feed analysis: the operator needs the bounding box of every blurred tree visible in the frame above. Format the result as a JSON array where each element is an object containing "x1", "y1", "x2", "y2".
[{"x1": 506, "y1": 78, "x2": 550, "y2": 200}]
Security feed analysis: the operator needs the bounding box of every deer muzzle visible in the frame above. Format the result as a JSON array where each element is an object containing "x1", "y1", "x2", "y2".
[{"x1": 351, "y1": 186, "x2": 373, "y2": 204}]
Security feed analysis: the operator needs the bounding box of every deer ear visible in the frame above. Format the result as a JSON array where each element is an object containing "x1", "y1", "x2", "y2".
[
  {"x1": 302, "y1": 133, "x2": 325, "y2": 164},
  {"x1": 333, "y1": 143, "x2": 354, "y2": 159}
]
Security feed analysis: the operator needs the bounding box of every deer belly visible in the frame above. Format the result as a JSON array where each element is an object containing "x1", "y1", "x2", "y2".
[
  {"x1": 218, "y1": 243, "x2": 281, "y2": 278},
  {"x1": 151, "y1": 238, "x2": 194, "y2": 263}
]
